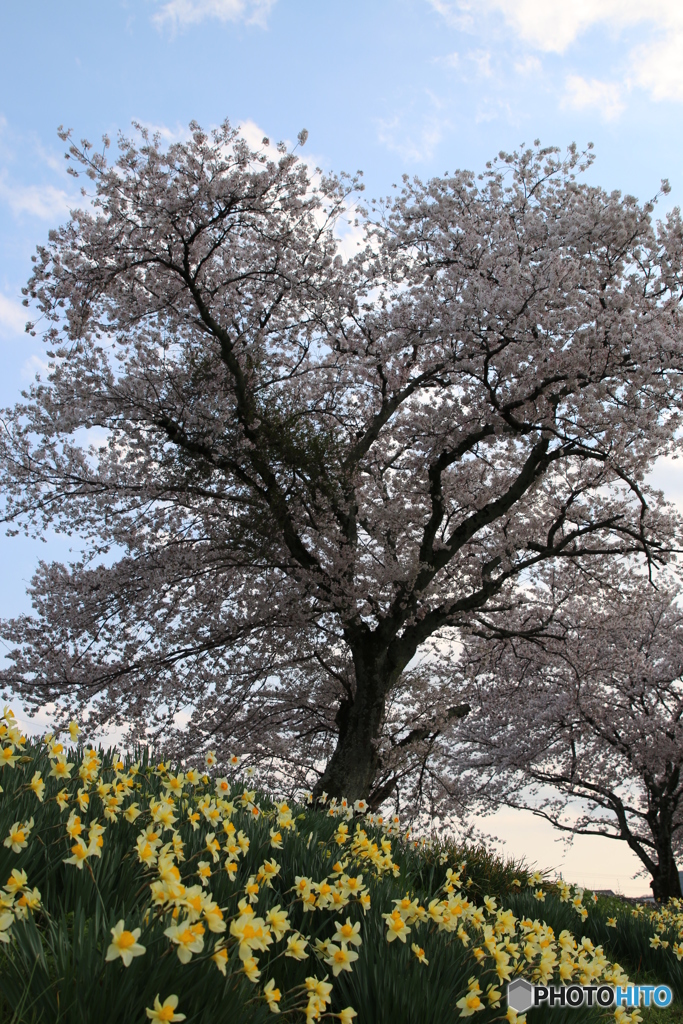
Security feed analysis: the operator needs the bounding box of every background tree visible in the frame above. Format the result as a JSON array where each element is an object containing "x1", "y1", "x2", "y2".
[
  {"x1": 456, "y1": 575, "x2": 683, "y2": 900},
  {"x1": 1, "y1": 122, "x2": 683, "y2": 802}
]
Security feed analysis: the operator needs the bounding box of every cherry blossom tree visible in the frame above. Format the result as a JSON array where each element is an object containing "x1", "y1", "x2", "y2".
[
  {"x1": 1, "y1": 121, "x2": 683, "y2": 802},
  {"x1": 456, "y1": 576, "x2": 683, "y2": 900}
]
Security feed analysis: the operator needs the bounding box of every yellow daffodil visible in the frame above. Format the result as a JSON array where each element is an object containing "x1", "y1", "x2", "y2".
[
  {"x1": 145, "y1": 994, "x2": 186, "y2": 1022},
  {"x1": 49, "y1": 755, "x2": 74, "y2": 780},
  {"x1": 334, "y1": 918, "x2": 362, "y2": 947},
  {"x1": 225, "y1": 859, "x2": 238, "y2": 879},
  {"x1": 28, "y1": 770, "x2": 45, "y2": 802},
  {"x1": 325, "y1": 941, "x2": 359, "y2": 976},
  {"x1": 242, "y1": 955, "x2": 261, "y2": 983},
  {"x1": 124, "y1": 802, "x2": 141, "y2": 822},
  {"x1": 264, "y1": 977, "x2": 282, "y2": 1013},
  {"x1": 205, "y1": 833, "x2": 221, "y2": 863},
  {"x1": 285, "y1": 932, "x2": 308, "y2": 960},
  {"x1": 411, "y1": 942, "x2": 428, "y2": 964},
  {"x1": 4, "y1": 818, "x2": 33, "y2": 853},
  {"x1": 0, "y1": 746, "x2": 17, "y2": 768},
  {"x1": 197, "y1": 861, "x2": 212, "y2": 886},
  {"x1": 66, "y1": 812, "x2": 83, "y2": 840},
  {"x1": 266, "y1": 906, "x2": 289, "y2": 942},
  {"x1": 0, "y1": 912, "x2": 14, "y2": 944},
  {"x1": 4, "y1": 868, "x2": 27, "y2": 895},
  {"x1": 457, "y1": 991, "x2": 484, "y2": 1016},
  {"x1": 383, "y1": 908, "x2": 410, "y2": 943},
  {"x1": 15, "y1": 886, "x2": 41, "y2": 916},
  {"x1": 105, "y1": 920, "x2": 146, "y2": 966},
  {"x1": 164, "y1": 920, "x2": 205, "y2": 963},
  {"x1": 337, "y1": 1011, "x2": 358, "y2": 1024},
  {"x1": 203, "y1": 901, "x2": 226, "y2": 933},
  {"x1": 212, "y1": 943, "x2": 228, "y2": 974},
  {"x1": 64, "y1": 840, "x2": 94, "y2": 869}
]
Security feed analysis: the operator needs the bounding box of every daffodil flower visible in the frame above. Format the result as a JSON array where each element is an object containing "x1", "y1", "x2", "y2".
[
  {"x1": 263, "y1": 978, "x2": 281, "y2": 1014},
  {"x1": 49, "y1": 755, "x2": 74, "y2": 781},
  {"x1": 164, "y1": 920, "x2": 205, "y2": 963},
  {"x1": 0, "y1": 746, "x2": 18, "y2": 769},
  {"x1": 27, "y1": 771, "x2": 45, "y2": 803},
  {"x1": 412, "y1": 942, "x2": 429, "y2": 964},
  {"x1": 0, "y1": 911, "x2": 14, "y2": 944},
  {"x1": 15, "y1": 887, "x2": 41, "y2": 915},
  {"x1": 336, "y1": 1011, "x2": 358, "y2": 1024},
  {"x1": 334, "y1": 918, "x2": 362, "y2": 947},
  {"x1": 212, "y1": 944, "x2": 228, "y2": 974},
  {"x1": 285, "y1": 931, "x2": 308, "y2": 960},
  {"x1": 324, "y1": 941, "x2": 359, "y2": 976},
  {"x1": 383, "y1": 908, "x2": 411, "y2": 943},
  {"x1": 63, "y1": 840, "x2": 95, "y2": 869},
  {"x1": 242, "y1": 955, "x2": 261, "y2": 982},
  {"x1": 145, "y1": 995, "x2": 186, "y2": 1022},
  {"x1": 124, "y1": 802, "x2": 141, "y2": 822},
  {"x1": 105, "y1": 920, "x2": 146, "y2": 966},
  {"x1": 4, "y1": 868, "x2": 27, "y2": 895},
  {"x1": 456, "y1": 991, "x2": 484, "y2": 1017},
  {"x1": 4, "y1": 818, "x2": 33, "y2": 854}
]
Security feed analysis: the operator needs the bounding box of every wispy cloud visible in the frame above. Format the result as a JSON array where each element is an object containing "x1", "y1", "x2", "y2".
[
  {"x1": 376, "y1": 112, "x2": 447, "y2": 163},
  {"x1": 631, "y1": 31, "x2": 683, "y2": 103},
  {"x1": 21, "y1": 353, "x2": 50, "y2": 381},
  {"x1": 467, "y1": 49, "x2": 493, "y2": 78},
  {"x1": 562, "y1": 75, "x2": 626, "y2": 120},
  {"x1": 0, "y1": 294, "x2": 26, "y2": 338},
  {"x1": 428, "y1": 0, "x2": 683, "y2": 105},
  {"x1": 0, "y1": 175, "x2": 74, "y2": 220},
  {"x1": 130, "y1": 120, "x2": 192, "y2": 144},
  {"x1": 433, "y1": 51, "x2": 460, "y2": 69},
  {"x1": 426, "y1": 0, "x2": 474, "y2": 32},
  {"x1": 514, "y1": 55, "x2": 542, "y2": 76},
  {"x1": 152, "y1": 0, "x2": 277, "y2": 30}
]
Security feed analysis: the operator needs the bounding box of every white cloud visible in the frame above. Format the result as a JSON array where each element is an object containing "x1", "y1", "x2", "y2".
[
  {"x1": 427, "y1": 0, "x2": 474, "y2": 32},
  {"x1": 21, "y1": 354, "x2": 50, "y2": 381},
  {"x1": 481, "y1": 0, "x2": 637, "y2": 53},
  {"x1": 443, "y1": 0, "x2": 671, "y2": 54},
  {"x1": 0, "y1": 293, "x2": 26, "y2": 337},
  {"x1": 0, "y1": 175, "x2": 73, "y2": 220},
  {"x1": 131, "y1": 120, "x2": 192, "y2": 144},
  {"x1": 562, "y1": 74, "x2": 626, "y2": 120},
  {"x1": 514, "y1": 55, "x2": 542, "y2": 76},
  {"x1": 376, "y1": 114, "x2": 447, "y2": 163},
  {"x1": 433, "y1": 51, "x2": 460, "y2": 68},
  {"x1": 467, "y1": 49, "x2": 493, "y2": 78},
  {"x1": 631, "y1": 32, "x2": 683, "y2": 103},
  {"x1": 153, "y1": 0, "x2": 277, "y2": 30},
  {"x1": 429, "y1": 0, "x2": 683, "y2": 104}
]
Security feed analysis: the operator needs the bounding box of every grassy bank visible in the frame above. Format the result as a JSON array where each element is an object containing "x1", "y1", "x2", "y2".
[{"x1": 0, "y1": 710, "x2": 680, "y2": 1023}]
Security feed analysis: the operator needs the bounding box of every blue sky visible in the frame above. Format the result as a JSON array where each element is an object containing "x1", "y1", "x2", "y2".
[{"x1": 1, "y1": 0, "x2": 682, "y2": 891}]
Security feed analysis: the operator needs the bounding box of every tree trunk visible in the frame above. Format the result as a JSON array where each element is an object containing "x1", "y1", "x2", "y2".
[
  {"x1": 313, "y1": 648, "x2": 390, "y2": 802},
  {"x1": 649, "y1": 852, "x2": 682, "y2": 902}
]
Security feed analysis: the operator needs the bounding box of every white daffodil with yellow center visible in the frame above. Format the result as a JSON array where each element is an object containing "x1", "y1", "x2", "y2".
[{"x1": 105, "y1": 920, "x2": 146, "y2": 967}]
